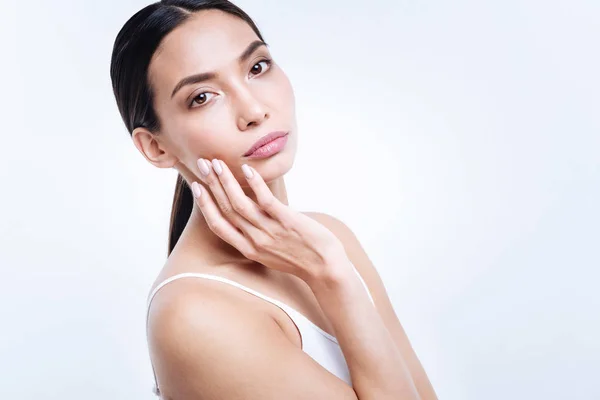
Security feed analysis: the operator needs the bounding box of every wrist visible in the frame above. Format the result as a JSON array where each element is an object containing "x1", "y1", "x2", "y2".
[{"x1": 304, "y1": 253, "x2": 354, "y2": 291}]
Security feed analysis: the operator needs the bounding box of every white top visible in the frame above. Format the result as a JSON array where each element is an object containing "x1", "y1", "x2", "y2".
[{"x1": 146, "y1": 266, "x2": 375, "y2": 396}]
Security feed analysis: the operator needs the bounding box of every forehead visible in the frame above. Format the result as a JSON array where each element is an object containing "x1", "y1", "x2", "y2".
[{"x1": 149, "y1": 9, "x2": 260, "y2": 95}]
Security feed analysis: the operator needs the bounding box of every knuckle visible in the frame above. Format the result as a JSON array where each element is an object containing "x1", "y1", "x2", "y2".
[
  {"x1": 279, "y1": 215, "x2": 295, "y2": 231},
  {"x1": 213, "y1": 223, "x2": 230, "y2": 238},
  {"x1": 272, "y1": 227, "x2": 287, "y2": 241},
  {"x1": 242, "y1": 245, "x2": 258, "y2": 260},
  {"x1": 258, "y1": 195, "x2": 275, "y2": 210},
  {"x1": 207, "y1": 219, "x2": 220, "y2": 234},
  {"x1": 231, "y1": 200, "x2": 247, "y2": 215},
  {"x1": 221, "y1": 203, "x2": 235, "y2": 217},
  {"x1": 251, "y1": 234, "x2": 269, "y2": 250},
  {"x1": 215, "y1": 198, "x2": 232, "y2": 215},
  {"x1": 205, "y1": 175, "x2": 217, "y2": 186}
]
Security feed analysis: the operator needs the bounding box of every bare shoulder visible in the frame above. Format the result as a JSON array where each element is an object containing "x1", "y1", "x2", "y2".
[{"x1": 146, "y1": 276, "x2": 358, "y2": 400}]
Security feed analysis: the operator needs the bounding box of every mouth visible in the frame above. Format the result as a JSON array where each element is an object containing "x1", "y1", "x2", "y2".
[{"x1": 243, "y1": 131, "x2": 289, "y2": 157}]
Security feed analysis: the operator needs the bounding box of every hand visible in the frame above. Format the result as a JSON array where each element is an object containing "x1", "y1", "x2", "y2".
[{"x1": 189, "y1": 158, "x2": 346, "y2": 282}]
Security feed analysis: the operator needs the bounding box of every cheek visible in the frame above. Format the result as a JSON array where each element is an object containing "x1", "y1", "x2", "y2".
[
  {"x1": 177, "y1": 127, "x2": 221, "y2": 160},
  {"x1": 178, "y1": 105, "x2": 232, "y2": 149},
  {"x1": 272, "y1": 72, "x2": 295, "y2": 113}
]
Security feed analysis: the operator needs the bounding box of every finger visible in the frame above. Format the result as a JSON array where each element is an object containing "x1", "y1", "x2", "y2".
[
  {"x1": 241, "y1": 164, "x2": 290, "y2": 223},
  {"x1": 190, "y1": 181, "x2": 256, "y2": 258},
  {"x1": 212, "y1": 159, "x2": 274, "y2": 230},
  {"x1": 196, "y1": 158, "x2": 254, "y2": 232}
]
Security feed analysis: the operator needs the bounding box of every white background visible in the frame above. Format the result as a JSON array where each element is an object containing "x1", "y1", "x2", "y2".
[{"x1": 1, "y1": 0, "x2": 598, "y2": 399}]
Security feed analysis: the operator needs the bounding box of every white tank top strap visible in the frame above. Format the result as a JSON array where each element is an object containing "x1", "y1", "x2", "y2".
[
  {"x1": 145, "y1": 264, "x2": 374, "y2": 396},
  {"x1": 145, "y1": 272, "x2": 308, "y2": 397},
  {"x1": 146, "y1": 264, "x2": 374, "y2": 314},
  {"x1": 147, "y1": 272, "x2": 297, "y2": 312}
]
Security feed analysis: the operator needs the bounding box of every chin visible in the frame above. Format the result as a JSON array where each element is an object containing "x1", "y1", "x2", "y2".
[{"x1": 251, "y1": 136, "x2": 297, "y2": 184}]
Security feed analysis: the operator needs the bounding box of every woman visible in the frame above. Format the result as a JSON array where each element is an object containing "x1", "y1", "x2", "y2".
[{"x1": 110, "y1": 1, "x2": 438, "y2": 398}]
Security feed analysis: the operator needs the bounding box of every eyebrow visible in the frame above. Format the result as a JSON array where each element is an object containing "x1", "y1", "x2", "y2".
[{"x1": 170, "y1": 39, "x2": 268, "y2": 99}]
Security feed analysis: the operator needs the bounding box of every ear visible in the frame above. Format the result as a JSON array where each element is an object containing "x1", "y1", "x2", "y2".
[{"x1": 131, "y1": 127, "x2": 178, "y2": 169}]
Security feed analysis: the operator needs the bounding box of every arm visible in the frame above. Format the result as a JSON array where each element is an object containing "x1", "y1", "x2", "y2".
[
  {"x1": 306, "y1": 212, "x2": 438, "y2": 400},
  {"x1": 152, "y1": 162, "x2": 425, "y2": 398},
  {"x1": 306, "y1": 258, "x2": 421, "y2": 400},
  {"x1": 147, "y1": 281, "x2": 360, "y2": 400},
  {"x1": 147, "y1": 272, "x2": 419, "y2": 400}
]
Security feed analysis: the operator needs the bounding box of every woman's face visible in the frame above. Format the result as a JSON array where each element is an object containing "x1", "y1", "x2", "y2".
[{"x1": 140, "y1": 9, "x2": 298, "y2": 186}]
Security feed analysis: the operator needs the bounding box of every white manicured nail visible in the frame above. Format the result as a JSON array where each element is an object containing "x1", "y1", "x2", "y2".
[
  {"x1": 242, "y1": 164, "x2": 253, "y2": 179},
  {"x1": 212, "y1": 159, "x2": 223, "y2": 175}
]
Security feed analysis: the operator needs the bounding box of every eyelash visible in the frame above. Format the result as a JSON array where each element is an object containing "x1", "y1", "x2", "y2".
[{"x1": 188, "y1": 58, "x2": 273, "y2": 109}]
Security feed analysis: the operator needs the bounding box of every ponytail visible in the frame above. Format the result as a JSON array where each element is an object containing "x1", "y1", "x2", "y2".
[{"x1": 168, "y1": 174, "x2": 194, "y2": 256}]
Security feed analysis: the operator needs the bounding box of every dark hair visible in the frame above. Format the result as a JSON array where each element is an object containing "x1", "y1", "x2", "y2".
[{"x1": 110, "y1": 0, "x2": 265, "y2": 256}]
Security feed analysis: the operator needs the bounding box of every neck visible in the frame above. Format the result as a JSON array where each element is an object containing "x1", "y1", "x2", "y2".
[{"x1": 175, "y1": 175, "x2": 289, "y2": 266}]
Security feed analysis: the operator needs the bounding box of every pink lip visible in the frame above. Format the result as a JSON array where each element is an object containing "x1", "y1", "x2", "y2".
[
  {"x1": 245, "y1": 135, "x2": 288, "y2": 159},
  {"x1": 243, "y1": 131, "x2": 289, "y2": 157}
]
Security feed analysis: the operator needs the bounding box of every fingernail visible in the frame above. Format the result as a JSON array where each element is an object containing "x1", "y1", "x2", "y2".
[
  {"x1": 191, "y1": 182, "x2": 202, "y2": 198},
  {"x1": 242, "y1": 164, "x2": 253, "y2": 179},
  {"x1": 212, "y1": 159, "x2": 223, "y2": 175},
  {"x1": 197, "y1": 158, "x2": 210, "y2": 176}
]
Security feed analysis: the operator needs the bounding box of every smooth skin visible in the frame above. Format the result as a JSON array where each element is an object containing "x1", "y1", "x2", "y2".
[
  {"x1": 134, "y1": 8, "x2": 437, "y2": 400},
  {"x1": 148, "y1": 160, "x2": 437, "y2": 399},
  {"x1": 189, "y1": 158, "x2": 346, "y2": 282}
]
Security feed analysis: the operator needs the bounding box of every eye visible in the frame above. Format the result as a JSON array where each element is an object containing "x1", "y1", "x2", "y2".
[
  {"x1": 249, "y1": 58, "x2": 272, "y2": 78},
  {"x1": 188, "y1": 91, "x2": 216, "y2": 109}
]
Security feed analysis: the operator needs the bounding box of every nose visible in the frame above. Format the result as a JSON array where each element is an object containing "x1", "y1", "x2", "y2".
[{"x1": 234, "y1": 87, "x2": 269, "y2": 130}]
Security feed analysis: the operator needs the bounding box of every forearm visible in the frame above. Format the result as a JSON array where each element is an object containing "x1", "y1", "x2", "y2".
[{"x1": 305, "y1": 258, "x2": 421, "y2": 400}]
